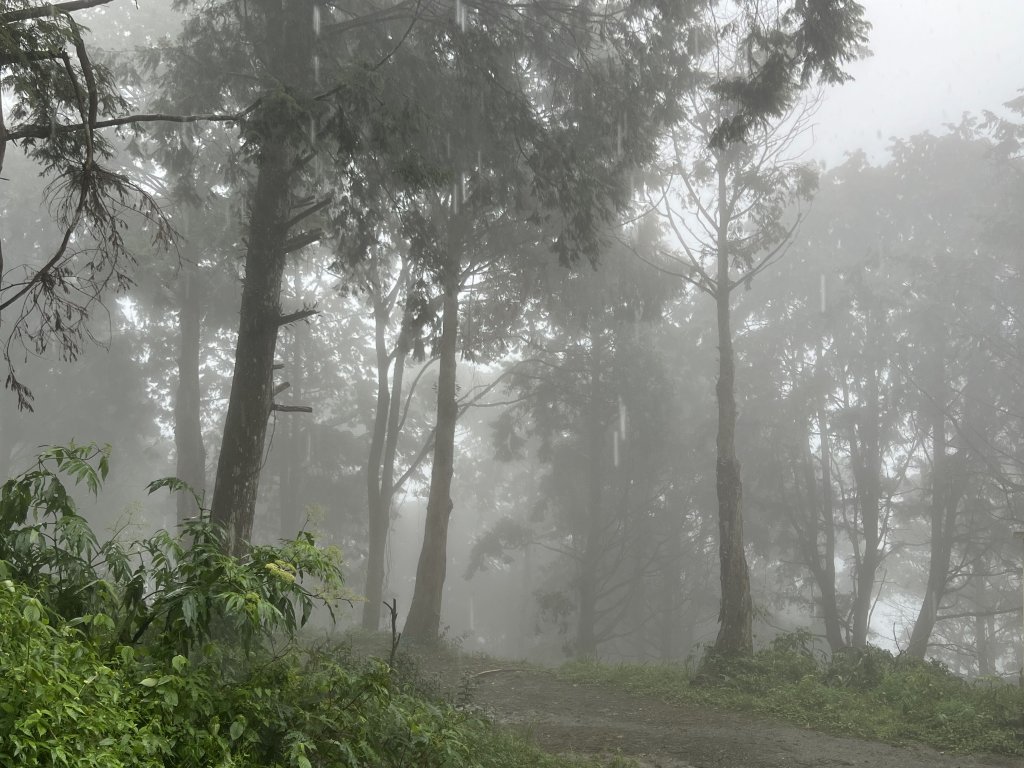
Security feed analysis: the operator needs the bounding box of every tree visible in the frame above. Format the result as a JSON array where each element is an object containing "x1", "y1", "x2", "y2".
[
  {"x1": 0, "y1": 0, "x2": 241, "y2": 410},
  {"x1": 399, "y1": 0, "x2": 701, "y2": 642},
  {"x1": 655, "y1": 97, "x2": 816, "y2": 656},
  {"x1": 477, "y1": 227, "x2": 694, "y2": 657},
  {"x1": 650, "y1": 0, "x2": 867, "y2": 656}
]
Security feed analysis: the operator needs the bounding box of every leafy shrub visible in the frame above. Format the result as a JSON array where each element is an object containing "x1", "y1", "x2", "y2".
[
  {"x1": 0, "y1": 445, "x2": 600, "y2": 768},
  {"x1": 0, "y1": 445, "x2": 346, "y2": 655},
  {"x1": 823, "y1": 644, "x2": 896, "y2": 690},
  {"x1": 0, "y1": 578, "x2": 156, "y2": 768}
]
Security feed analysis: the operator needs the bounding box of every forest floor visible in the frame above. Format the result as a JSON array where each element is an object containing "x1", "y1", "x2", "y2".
[{"x1": 389, "y1": 644, "x2": 1024, "y2": 768}]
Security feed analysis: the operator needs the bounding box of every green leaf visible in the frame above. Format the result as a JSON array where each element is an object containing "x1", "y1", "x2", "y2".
[
  {"x1": 139, "y1": 678, "x2": 159, "y2": 688},
  {"x1": 171, "y1": 654, "x2": 188, "y2": 672},
  {"x1": 22, "y1": 602, "x2": 41, "y2": 622},
  {"x1": 229, "y1": 719, "x2": 245, "y2": 741}
]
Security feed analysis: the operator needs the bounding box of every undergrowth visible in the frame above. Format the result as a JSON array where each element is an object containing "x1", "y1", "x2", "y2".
[
  {"x1": 0, "y1": 443, "x2": 605, "y2": 768},
  {"x1": 559, "y1": 631, "x2": 1024, "y2": 756}
]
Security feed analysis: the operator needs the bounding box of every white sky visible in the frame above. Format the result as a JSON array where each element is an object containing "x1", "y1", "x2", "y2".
[{"x1": 811, "y1": 0, "x2": 1024, "y2": 167}]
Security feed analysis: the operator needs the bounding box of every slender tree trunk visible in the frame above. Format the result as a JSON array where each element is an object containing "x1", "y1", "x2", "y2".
[
  {"x1": 713, "y1": 158, "x2": 752, "y2": 657},
  {"x1": 974, "y1": 567, "x2": 993, "y2": 676},
  {"x1": 816, "y1": 403, "x2": 844, "y2": 652},
  {"x1": 813, "y1": 340, "x2": 844, "y2": 651},
  {"x1": 209, "y1": 0, "x2": 312, "y2": 554},
  {"x1": 577, "y1": 338, "x2": 604, "y2": 656},
  {"x1": 363, "y1": 288, "x2": 393, "y2": 631},
  {"x1": 660, "y1": 502, "x2": 683, "y2": 661},
  {"x1": 404, "y1": 254, "x2": 460, "y2": 643},
  {"x1": 908, "y1": 337, "x2": 965, "y2": 658},
  {"x1": 362, "y1": 285, "x2": 411, "y2": 631},
  {"x1": 849, "y1": 367, "x2": 881, "y2": 648},
  {"x1": 174, "y1": 265, "x2": 206, "y2": 525}
]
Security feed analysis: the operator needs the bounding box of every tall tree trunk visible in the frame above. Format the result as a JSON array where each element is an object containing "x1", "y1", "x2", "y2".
[
  {"x1": 577, "y1": 337, "x2": 604, "y2": 656},
  {"x1": 210, "y1": 140, "x2": 292, "y2": 552},
  {"x1": 908, "y1": 336, "x2": 965, "y2": 658},
  {"x1": 810, "y1": 339, "x2": 844, "y2": 651},
  {"x1": 174, "y1": 265, "x2": 206, "y2": 525},
  {"x1": 816, "y1": 402, "x2": 844, "y2": 652},
  {"x1": 404, "y1": 254, "x2": 460, "y2": 643},
  {"x1": 363, "y1": 289, "x2": 392, "y2": 630},
  {"x1": 713, "y1": 158, "x2": 752, "y2": 657},
  {"x1": 659, "y1": 500, "x2": 683, "y2": 661},
  {"x1": 973, "y1": 566, "x2": 993, "y2": 676},
  {"x1": 849, "y1": 365, "x2": 881, "y2": 648},
  {"x1": 362, "y1": 288, "x2": 410, "y2": 631},
  {"x1": 209, "y1": 0, "x2": 312, "y2": 554}
]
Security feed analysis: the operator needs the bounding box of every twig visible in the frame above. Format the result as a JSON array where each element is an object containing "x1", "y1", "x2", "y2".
[{"x1": 385, "y1": 598, "x2": 401, "y2": 668}]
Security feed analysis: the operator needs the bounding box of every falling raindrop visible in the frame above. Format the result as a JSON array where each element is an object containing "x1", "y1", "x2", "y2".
[
  {"x1": 819, "y1": 273, "x2": 827, "y2": 314},
  {"x1": 446, "y1": 132, "x2": 451, "y2": 159},
  {"x1": 452, "y1": 181, "x2": 459, "y2": 214},
  {"x1": 613, "y1": 429, "x2": 620, "y2": 468},
  {"x1": 618, "y1": 396, "x2": 627, "y2": 438},
  {"x1": 313, "y1": 54, "x2": 320, "y2": 86},
  {"x1": 312, "y1": 4, "x2": 321, "y2": 37},
  {"x1": 309, "y1": 115, "x2": 317, "y2": 146},
  {"x1": 616, "y1": 120, "x2": 623, "y2": 156}
]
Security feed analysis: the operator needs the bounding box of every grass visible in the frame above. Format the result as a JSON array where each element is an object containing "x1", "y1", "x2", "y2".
[{"x1": 558, "y1": 632, "x2": 1024, "y2": 756}]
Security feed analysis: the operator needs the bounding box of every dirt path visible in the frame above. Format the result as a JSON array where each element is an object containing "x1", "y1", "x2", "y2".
[{"x1": 409, "y1": 652, "x2": 1024, "y2": 768}]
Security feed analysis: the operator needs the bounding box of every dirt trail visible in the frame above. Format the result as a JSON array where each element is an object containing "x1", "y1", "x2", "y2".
[{"x1": 410, "y1": 652, "x2": 1024, "y2": 768}]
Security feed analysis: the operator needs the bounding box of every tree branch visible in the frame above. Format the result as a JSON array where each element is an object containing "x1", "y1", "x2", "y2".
[
  {"x1": 4, "y1": 112, "x2": 242, "y2": 143},
  {"x1": 271, "y1": 404, "x2": 313, "y2": 413},
  {"x1": 285, "y1": 196, "x2": 333, "y2": 230},
  {"x1": 1, "y1": 0, "x2": 113, "y2": 22},
  {"x1": 277, "y1": 307, "x2": 318, "y2": 327},
  {"x1": 282, "y1": 228, "x2": 323, "y2": 254}
]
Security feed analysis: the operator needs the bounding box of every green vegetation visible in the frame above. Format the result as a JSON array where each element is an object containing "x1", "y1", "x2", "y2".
[
  {"x1": 0, "y1": 444, "x2": 595, "y2": 767},
  {"x1": 559, "y1": 632, "x2": 1024, "y2": 756}
]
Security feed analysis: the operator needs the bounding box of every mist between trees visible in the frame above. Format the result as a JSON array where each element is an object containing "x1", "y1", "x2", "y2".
[{"x1": 4, "y1": 0, "x2": 1024, "y2": 678}]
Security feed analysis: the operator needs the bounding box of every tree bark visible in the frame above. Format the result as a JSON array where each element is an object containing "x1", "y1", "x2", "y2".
[
  {"x1": 973, "y1": 566, "x2": 993, "y2": 676},
  {"x1": 712, "y1": 157, "x2": 753, "y2": 657},
  {"x1": 362, "y1": 286, "x2": 411, "y2": 630},
  {"x1": 362, "y1": 286, "x2": 393, "y2": 630},
  {"x1": 576, "y1": 336, "x2": 604, "y2": 656},
  {"x1": 404, "y1": 253, "x2": 460, "y2": 643},
  {"x1": 209, "y1": 0, "x2": 312, "y2": 554},
  {"x1": 849, "y1": 364, "x2": 882, "y2": 648},
  {"x1": 174, "y1": 264, "x2": 206, "y2": 525},
  {"x1": 815, "y1": 401, "x2": 844, "y2": 652},
  {"x1": 908, "y1": 335, "x2": 965, "y2": 658},
  {"x1": 802, "y1": 340, "x2": 844, "y2": 651}
]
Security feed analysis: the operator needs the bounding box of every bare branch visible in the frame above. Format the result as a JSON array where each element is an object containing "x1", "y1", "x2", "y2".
[
  {"x1": 277, "y1": 307, "x2": 319, "y2": 326},
  {"x1": 272, "y1": 404, "x2": 313, "y2": 413},
  {"x1": 0, "y1": 0, "x2": 113, "y2": 22},
  {"x1": 4, "y1": 112, "x2": 242, "y2": 143}
]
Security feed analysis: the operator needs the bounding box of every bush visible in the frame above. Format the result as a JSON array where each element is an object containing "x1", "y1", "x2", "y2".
[
  {"x1": 0, "y1": 578, "x2": 156, "y2": 767},
  {"x1": 0, "y1": 445, "x2": 597, "y2": 768}
]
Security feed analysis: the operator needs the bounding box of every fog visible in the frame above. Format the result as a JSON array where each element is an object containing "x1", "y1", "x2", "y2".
[{"x1": 3, "y1": 0, "x2": 1024, "y2": 677}]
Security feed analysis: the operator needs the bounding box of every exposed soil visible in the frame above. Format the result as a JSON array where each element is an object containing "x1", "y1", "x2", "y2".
[{"x1": 397, "y1": 648, "x2": 1024, "y2": 768}]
